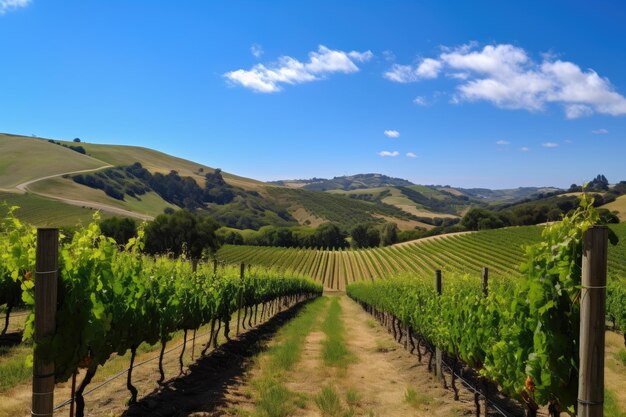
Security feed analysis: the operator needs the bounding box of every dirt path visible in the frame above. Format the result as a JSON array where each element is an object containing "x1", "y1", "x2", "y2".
[
  {"x1": 215, "y1": 295, "x2": 478, "y2": 417},
  {"x1": 14, "y1": 165, "x2": 113, "y2": 192},
  {"x1": 335, "y1": 296, "x2": 475, "y2": 417},
  {"x1": 8, "y1": 164, "x2": 155, "y2": 220}
]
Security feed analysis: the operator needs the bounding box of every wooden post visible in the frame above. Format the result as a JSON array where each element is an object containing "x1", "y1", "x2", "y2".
[
  {"x1": 213, "y1": 259, "x2": 218, "y2": 276},
  {"x1": 236, "y1": 262, "x2": 245, "y2": 336},
  {"x1": 482, "y1": 267, "x2": 488, "y2": 297},
  {"x1": 435, "y1": 269, "x2": 443, "y2": 382},
  {"x1": 578, "y1": 226, "x2": 608, "y2": 417},
  {"x1": 481, "y1": 267, "x2": 489, "y2": 416},
  {"x1": 32, "y1": 228, "x2": 59, "y2": 417}
]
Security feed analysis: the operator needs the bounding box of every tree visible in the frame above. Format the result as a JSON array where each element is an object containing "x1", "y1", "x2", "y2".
[
  {"x1": 380, "y1": 222, "x2": 398, "y2": 246},
  {"x1": 461, "y1": 208, "x2": 507, "y2": 231},
  {"x1": 588, "y1": 174, "x2": 609, "y2": 192},
  {"x1": 144, "y1": 210, "x2": 220, "y2": 262},
  {"x1": 100, "y1": 217, "x2": 137, "y2": 245},
  {"x1": 310, "y1": 223, "x2": 348, "y2": 249},
  {"x1": 73, "y1": 138, "x2": 81, "y2": 142},
  {"x1": 350, "y1": 223, "x2": 380, "y2": 248}
]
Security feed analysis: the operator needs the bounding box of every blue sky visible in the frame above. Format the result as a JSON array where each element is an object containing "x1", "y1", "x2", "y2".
[{"x1": 1, "y1": 0, "x2": 625, "y2": 188}]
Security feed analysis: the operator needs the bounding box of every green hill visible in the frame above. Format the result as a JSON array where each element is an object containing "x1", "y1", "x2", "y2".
[
  {"x1": 0, "y1": 134, "x2": 106, "y2": 189},
  {"x1": 0, "y1": 133, "x2": 429, "y2": 230}
]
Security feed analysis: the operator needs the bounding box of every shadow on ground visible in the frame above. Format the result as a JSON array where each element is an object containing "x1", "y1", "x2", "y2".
[
  {"x1": 0, "y1": 331, "x2": 23, "y2": 348},
  {"x1": 122, "y1": 300, "x2": 312, "y2": 417}
]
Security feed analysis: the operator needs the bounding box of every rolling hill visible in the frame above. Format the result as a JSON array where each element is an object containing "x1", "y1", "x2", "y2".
[
  {"x1": 2, "y1": 132, "x2": 621, "y2": 231},
  {"x1": 0, "y1": 133, "x2": 430, "y2": 229}
]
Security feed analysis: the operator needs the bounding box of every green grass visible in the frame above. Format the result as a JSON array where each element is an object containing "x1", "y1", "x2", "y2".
[
  {"x1": 248, "y1": 297, "x2": 328, "y2": 417},
  {"x1": 315, "y1": 385, "x2": 344, "y2": 417},
  {"x1": 0, "y1": 191, "x2": 116, "y2": 227},
  {"x1": 266, "y1": 297, "x2": 328, "y2": 372},
  {"x1": 404, "y1": 387, "x2": 434, "y2": 408},
  {"x1": 345, "y1": 388, "x2": 360, "y2": 408},
  {"x1": 321, "y1": 298, "x2": 353, "y2": 368},
  {"x1": 252, "y1": 376, "x2": 294, "y2": 417},
  {"x1": 0, "y1": 345, "x2": 32, "y2": 392},
  {"x1": 605, "y1": 389, "x2": 626, "y2": 417},
  {"x1": 0, "y1": 134, "x2": 105, "y2": 189},
  {"x1": 616, "y1": 349, "x2": 626, "y2": 367}
]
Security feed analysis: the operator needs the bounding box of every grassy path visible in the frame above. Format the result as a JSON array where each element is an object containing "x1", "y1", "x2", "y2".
[{"x1": 218, "y1": 295, "x2": 478, "y2": 417}]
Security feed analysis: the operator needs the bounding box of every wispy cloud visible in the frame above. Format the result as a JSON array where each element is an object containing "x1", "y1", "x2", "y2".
[
  {"x1": 0, "y1": 0, "x2": 30, "y2": 14},
  {"x1": 385, "y1": 43, "x2": 626, "y2": 118},
  {"x1": 384, "y1": 58, "x2": 441, "y2": 82},
  {"x1": 406, "y1": 152, "x2": 417, "y2": 158},
  {"x1": 384, "y1": 130, "x2": 400, "y2": 138},
  {"x1": 592, "y1": 128, "x2": 609, "y2": 135},
  {"x1": 542, "y1": 142, "x2": 559, "y2": 148},
  {"x1": 382, "y1": 50, "x2": 396, "y2": 62},
  {"x1": 224, "y1": 45, "x2": 373, "y2": 93},
  {"x1": 250, "y1": 44, "x2": 263, "y2": 58},
  {"x1": 413, "y1": 96, "x2": 427, "y2": 105},
  {"x1": 520, "y1": 147, "x2": 530, "y2": 152},
  {"x1": 378, "y1": 150, "x2": 399, "y2": 157},
  {"x1": 496, "y1": 140, "x2": 510, "y2": 145}
]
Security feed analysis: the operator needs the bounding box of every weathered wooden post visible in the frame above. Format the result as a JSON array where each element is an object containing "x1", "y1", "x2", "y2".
[
  {"x1": 481, "y1": 267, "x2": 489, "y2": 416},
  {"x1": 435, "y1": 269, "x2": 443, "y2": 384},
  {"x1": 482, "y1": 267, "x2": 488, "y2": 297},
  {"x1": 32, "y1": 228, "x2": 59, "y2": 417},
  {"x1": 578, "y1": 226, "x2": 608, "y2": 417},
  {"x1": 236, "y1": 262, "x2": 245, "y2": 336}
]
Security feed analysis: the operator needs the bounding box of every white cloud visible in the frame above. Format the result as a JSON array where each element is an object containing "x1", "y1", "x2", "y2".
[
  {"x1": 378, "y1": 151, "x2": 400, "y2": 157},
  {"x1": 413, "y1": 96, "x2": 427, "y2": 105},
  {"x1": 0, "y1": 0, "x2": 30, "y2": 14},
  {"x1": 383, "y1": 50, "x2": 396, "y2": 61},
  {"x1": 564, "y1": 139, "x2": 573, "y2": 144},
  {"x1": 383, "y1": 58, "x2": 442, "y2": 82},
  {"x1": 520, "y1": 147, "x2": 530, "y2": 152},
  {"x1": 250, "y1": 44, "x2": 263, "y2": 58},
  {"x1": 385, "y1": 43, "x2": 626, "y2": 117},
  {"x1": 224, "y1": 45, "x2": 373, "y2": 93},
  {"x1": 542, "y1": 142, "x2": 559, "y2": 148},
  {"x1": 406, "y1": 152, "x2": 417, "y2": 158},
  {"x1": 384, "y1": 130, "x2": 400, "y2": 138},
  {"x1": 564, "y1": 104, "x2": 593, "y2": 119},
  {"x1": 348, "y1": 50, "x2": 374, "y2": 62},
  {"x1": 592, "y1": 128, "x2": 609, "y2": 135},
  {"x1": 496, "y1": 140, "x2": 510, "y2": 145}
]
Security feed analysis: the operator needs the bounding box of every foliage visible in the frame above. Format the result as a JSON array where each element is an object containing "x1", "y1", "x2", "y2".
[
  {"x1": 350, "y1": 223, "x2": 380, "y2": 248},
  {"x1": 379, "y1": 222, "x2": 399, "y2": 246},
  {"x1": 347, "y1": 197, "x2": 606, "y2": 414},
  {"x1": 99, "y1": 217, "x2": 138, "y2": 245},
  {"x1": 0, "y1": 213, "x2": 323, "y2": 390},
  {"x1": 143, "y1": 210, "x2": 220, "y2": 259}
]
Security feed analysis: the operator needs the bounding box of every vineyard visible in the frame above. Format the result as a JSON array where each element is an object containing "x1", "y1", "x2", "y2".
[
  {"x1": 0, "y1": 210, "x2": 322, "y2": 417},
  {"x1": 347, "y1": 201, "x2": 615, "y2": 416},
  {"x1": 218, "y1": 211, "x2": 626, "y2": 339},
  {"x1": 218, "y1": 223, "x2": 626, "y2": 291}
]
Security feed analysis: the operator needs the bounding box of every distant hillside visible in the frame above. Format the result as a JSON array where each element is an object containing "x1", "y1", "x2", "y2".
[
  {"x1": 459, "y1": 186, "x2": 562, "y2": 202},
  {"x1": 0, "y1": 134, "x2": 428, "y2": 230},
  {"x1": 270, "y1": 173, "x2": 414, "y2": 191},
  {"x1": 6, "y1": 132, "x2": 613, "y2": 232}
]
